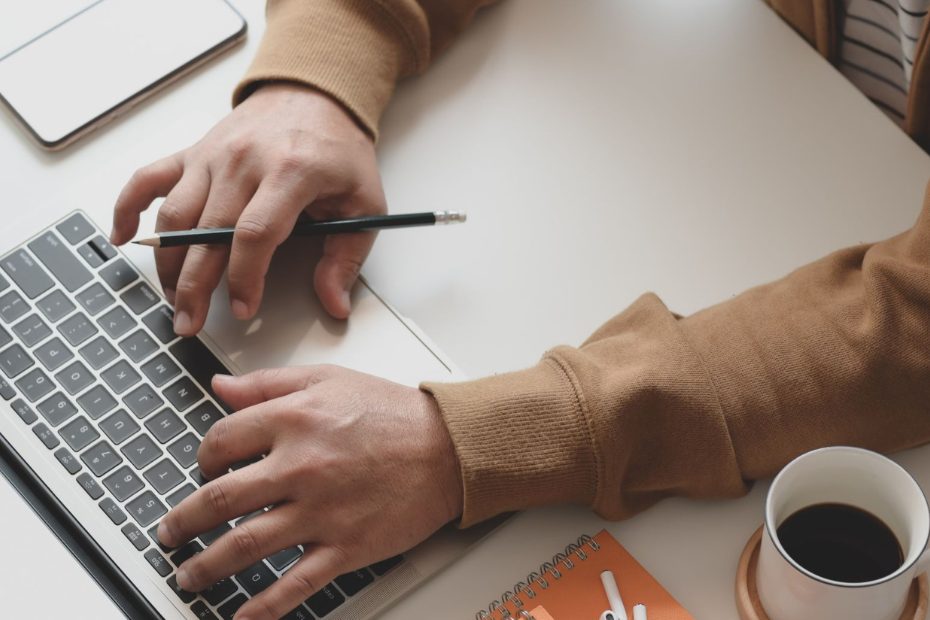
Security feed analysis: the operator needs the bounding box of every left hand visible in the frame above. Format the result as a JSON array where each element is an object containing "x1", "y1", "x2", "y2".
[{"x1": 156, "y1": 365, "x2": 463, "y2": 619}]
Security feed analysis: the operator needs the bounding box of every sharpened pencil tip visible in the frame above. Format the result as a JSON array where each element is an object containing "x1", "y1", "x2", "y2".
[{"x1": 131, "y1": 237, "x2": 160, "y2": 247}]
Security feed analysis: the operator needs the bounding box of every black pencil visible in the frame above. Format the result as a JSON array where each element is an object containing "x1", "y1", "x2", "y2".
[{"x1": 131, "y1": 211, "x2": 467, "y2": 248}]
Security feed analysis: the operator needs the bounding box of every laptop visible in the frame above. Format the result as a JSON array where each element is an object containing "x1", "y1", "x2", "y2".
[{"x1": 0, "y1": 211, "x2": 496, "y2": 619}]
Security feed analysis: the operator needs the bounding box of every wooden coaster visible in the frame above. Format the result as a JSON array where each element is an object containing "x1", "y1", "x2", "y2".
[{"x1": 735, "y1": 526, "x2": 929, "y2": 620}]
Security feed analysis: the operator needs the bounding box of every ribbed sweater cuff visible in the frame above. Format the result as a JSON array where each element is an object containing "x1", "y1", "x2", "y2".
[
  {"x1": 233, "y1": 0, "x2": 416, "y2": 138},
  {"x1": 421, "y1": 358, "x2": 598, "y2": 527}
]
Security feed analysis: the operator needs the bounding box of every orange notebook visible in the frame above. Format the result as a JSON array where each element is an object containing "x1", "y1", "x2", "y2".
[{"x1": 474, "y1": 530, "x2": 694, "y2": 620}]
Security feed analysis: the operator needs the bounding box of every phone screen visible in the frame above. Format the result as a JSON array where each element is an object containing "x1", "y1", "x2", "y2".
[{"x1": 0, "y1": 0, "x2": 245, "y2": 148}]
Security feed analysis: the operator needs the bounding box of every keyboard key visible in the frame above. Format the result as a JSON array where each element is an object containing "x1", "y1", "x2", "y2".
[
  {"x1": 104, "y1": 465, "x2": 145, "y2": 501},
  {"x1": 0, "y1": 290, "x2": 28, "y2": 323},
  {"x1": 97, "y1": 306, "x2": 136, "y2": 339},
  {"x1": 54, "y1": 447, "x2": 81, "y2": 474},
  {"x1": 170, "y1": 540, "x2": 204, "y2": 566},
  {"x1": 143, "y1": 548, "x2": 172, "y2": 577},
  {"x1": 0, "y1": 344, "x2": 34, "y2": 378},
  {"x1": 166, "y1": 483, "x2": 196, "y2": 507},
  {"x1": 12, "y1": 313, "x2": 51, "y2": 347},
  {"x1": 141, "y1": 353, "x2": 180, "y2": 388},
  {"x1": 99, "y1": 409, "x2": 140, "y2": 445},
  {"x1": 36, "y1": 290, "x2": 76, "y2": 323},
  {"x1": 58, "y1": 312, "x2": 98, "y2": 346},
  {"x1": 163, "y1": 377, "x2": 203, "y2": 412},
  {"x1": 334, "y1": 568, "x2": 374, "y2": 596},
  {"x1": 167, "y1": 575, "x2": 197, "y2": 604},
  {"x1": 169, "y1": 338, "x2": 230, "y2": 402},
  {"x1": 121, "y1": 282, "x2": 159, "y2": 314},
  {"x1": 100, "y1": 496, "x2": 128, "y2": 525},
  {"x1": 144, "y1": 458, "x2": 185, "y2": 494},
  {"x1": 0, "y1": 326, "x2": 10, "y2": 349},
  {"x1": 119, "y1": 329, "x2": 159, "y2": 362},
  {"x1": 148, "y1": 524, "x2": 174, "y2": 552},
  {"x1": 10, "y1": 398, "x2": 37, "y2": 424},
  {"x1": 81, "y1": 440, "x2": 123, "y2": 476},
  {"x1": 217, "y1": 594, "x2": 248, "y2": 620},
  {"x1": 190, "y1": 466, "x2": 208, "y2": 486},
  {"x1": 35, "y1": 337, "x2": 74, "y2": 371},
  {"x1": 122, "y1": 434, "x2": 161, "y2": 469},
  {"x1": 101, "y1": 360, "x2": 141, "y2": 394},
  {"x1": 1, "y1": 249, "x2": 53, "y2": 299},
  {"x1": 100, "y1": 259, "x2": 137, "y2": 291},
  {"x1": 37, "y1": 391, "x2": 77, "y2": 426},
  {"x1": 60, "y1": 415, "x2": 101, "y2": 451},
  {"x1": 76, "y1": 384, "x2": 117, "y2": 419},
  {"x1": 32, "y1": 422, "x2": 59, "y2": 449},
  {"x1": 199, "y1": 522, "x2": 231, "y2": 546},
  {"x1": 0, "y1": 377, "x2": 13, "y2": 400},
  {"x1": 29, "y1": 231, "x2": 93, "y2": 292},
  {"x1": 201, "y1": 577, "x2": 237, "y2": 606},
  {"x1": 14, "y1": 368, "x2": 53, "y2": 402},
  {"x1": 235, "y1": 561, "x2": 277, "y2": 596},
  {"x1": 78, "y1": 336, "x2": 119, "y2": 370},
  {"x1": 126, "y1": 490, "x2": 167, "y2": 527},
  {"x1": 0, "y1": 274, "x2": 6, "y2": 293},
  {"x1": 143, "y1": 306, "x2": 176, "y2": 344},
  {"x1": 123, "y1": 384, "x2": 163, "y2": 419},
  {"x1": 77, "y1": 472, "x2": 104, "y2": 499},
  {"x1": 369, "y1": 555, "x2": 404, "y2": 576},
  {"x1": 75, "y1": 282, "x2": 115, "y2": 316},
  {"x1": 54, "y1": 360, "x2": 94, "y2": 395},
  {"x1": 146, "y1": 409, "x2": 184, "y2": 443},
  {"x1": 304, "y1": 583, "x2": 345, "y2": 617},
  {"x1": 57, "y1": 213, "x2": 96, "y2": 244},
  {"x1": 88, "y1": 236, "x2": 117, "y2": 261},
  {"x1": 283, "y1": 606, "x2": 314, "y2": 620},
  {"x1": 191, "y1": 600, "x2": 220, "y2": 620},
  {"x1": 267, "y1": 546, "x2": 302, "y2": 571},
  {"x1": 168, "y1": 433, "x2": 200, "y2": 468},
  {"x1": 121, "y1": 522, "x2": 150, "y2": 551},
  {"x1": 185, "y1": 401, "x2": 223, "y2": 437},
  {"x1": 77, "y1": 243, "x2": 103, "y2": 268}
]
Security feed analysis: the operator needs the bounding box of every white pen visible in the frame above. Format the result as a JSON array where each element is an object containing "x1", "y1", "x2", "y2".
[{"x1": 633, "y1": 604, "x2": 647, "y2": 620}]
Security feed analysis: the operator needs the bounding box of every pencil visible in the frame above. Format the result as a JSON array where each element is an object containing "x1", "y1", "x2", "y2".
[{"x1": 131, "y1": 210, "x2": 467, "y2": 248}]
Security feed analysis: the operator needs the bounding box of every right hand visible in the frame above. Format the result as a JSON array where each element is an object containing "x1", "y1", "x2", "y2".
[{"x1": 110, "y1": 82, "x2": 387, "y2": 335}]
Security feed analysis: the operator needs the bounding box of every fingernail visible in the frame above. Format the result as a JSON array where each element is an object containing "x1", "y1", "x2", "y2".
[
  {"x1": 164, "y1": 288, "x2": 176, "y2": 305},
  {"x1": 173, "y1": 310, "x2": 192, "y2": 335},
  {"x1": 108, "y1": 230, "x2": 118, "y2": 244},
  {"x1": 231, "y1": 299, "x2": 250, "y2": 320},
  {"x1": 175, "y1": 566, "x2": 191, "y2": 590},
  {"x1": 340, "y1": 289, "x2": 351, "y2": 314},
  {"x1": 157, "y1": 520, "x2": 177, "y2": 547}
]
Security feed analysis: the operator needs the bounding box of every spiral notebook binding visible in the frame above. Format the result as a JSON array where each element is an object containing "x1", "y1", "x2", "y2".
[{"x1": 474, "y1": 534, "x2": 601, "y2": 620}]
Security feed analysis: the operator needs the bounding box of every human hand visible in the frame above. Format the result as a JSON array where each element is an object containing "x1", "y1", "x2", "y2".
[
  {"x1": 156, "y1": 366, "x2": 463, "y2": 619},
  {"x1": 111, "y1": 82, "x2": 387, "y2": 332}
]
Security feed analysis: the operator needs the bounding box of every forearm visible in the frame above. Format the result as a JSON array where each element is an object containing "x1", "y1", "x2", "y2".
[
  {"x1": 425, "y1": 183, "x2": 930, "y2": 527},
  {"x1": 236, "y1": 0, "x2": 498, "y2": 137}
]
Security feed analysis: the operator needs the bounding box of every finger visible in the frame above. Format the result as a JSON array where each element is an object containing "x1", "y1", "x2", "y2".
[
  {"x1": 197, "y1": 400, "x2": 277, "y2": 479},
  {"x1": 176, "y1": 504, "x2": 306, "y2": 592},
  {"x1": 158, "y1": 460, "x2": 282, "y2": 548},
  {"x1": 172, "y1": 174, "x2": 258, "y2": 336},
  {"x1": 233, "y1": 546, "x2": 347, "y2": 620},
  {"x1": 153, "y1": 169, "x2": 211, "y2": 303},
  {"x1": 226, "y1": 179, "x2": 311, "y2": 320},
  {"x1": 212, "y1": 367, "x2": 331, "y2": 412},
  {"x1": 313, "y1": 230, "x2": 376, "y2": 319},
  {"x1": 111, "y1": 154, "x2": 183, "y2": 245}
]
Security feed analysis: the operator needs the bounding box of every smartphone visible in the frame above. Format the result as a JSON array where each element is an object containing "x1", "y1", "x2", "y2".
[{"x1": 0, "y1": 0, "x2": 246, "y2": 150}]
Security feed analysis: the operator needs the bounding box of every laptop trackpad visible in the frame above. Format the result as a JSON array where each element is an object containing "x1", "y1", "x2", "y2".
[{"x1": 0, "y1": 472, "x2": 121, "y2": 619}]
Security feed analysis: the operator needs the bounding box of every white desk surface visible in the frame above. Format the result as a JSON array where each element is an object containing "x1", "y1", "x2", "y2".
[{"x1": 4, "y1": 0, "x2": 930, "y2": 618}]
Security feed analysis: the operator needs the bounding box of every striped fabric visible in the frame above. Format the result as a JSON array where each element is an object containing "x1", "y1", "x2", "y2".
[{"x1": 840, "y1": 0, "x2": 928, "y2": 124}]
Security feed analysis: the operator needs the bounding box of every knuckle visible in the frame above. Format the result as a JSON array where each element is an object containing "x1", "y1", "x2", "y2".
[
  {"x1": 224, "y1": 136, "x2": 253, "y2": 163},
  {"x1": 288, "y1": 569, "x2": 319, "y2": 599},
  {"x1": 205, "y1": 480, "x2": 231, "y2": 514},
  {"x1": 205, "y1": 417, "x2": 231, "y2": 459},
  {"x1": 156, "y1": 200, "x2": 187, "y2": 230},
  {"x1": 234, "y1": 217, "x2": 275, "y2": 247},
  {"x1": 228, "y1": 525, "x2": 262, "y2": 559}
]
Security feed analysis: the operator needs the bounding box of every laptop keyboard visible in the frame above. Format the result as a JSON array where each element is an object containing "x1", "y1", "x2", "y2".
[{"x1": 0, "y1": 212, "x2": 404, "y2": 620}]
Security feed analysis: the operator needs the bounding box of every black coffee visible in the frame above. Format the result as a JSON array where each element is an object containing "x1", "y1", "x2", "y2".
[{"x1": 776, "y1": 502, "x2": 904, "y2": 583}]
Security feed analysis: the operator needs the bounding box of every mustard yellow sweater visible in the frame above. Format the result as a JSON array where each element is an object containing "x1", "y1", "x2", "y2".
[{"x1": 235, "y1": 0, "x2": 930, "y2": 527}]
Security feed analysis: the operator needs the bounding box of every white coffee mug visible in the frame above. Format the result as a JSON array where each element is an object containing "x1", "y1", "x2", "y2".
[{"x1": 757, "y1": 446, "x2": 930, "y2": 620}]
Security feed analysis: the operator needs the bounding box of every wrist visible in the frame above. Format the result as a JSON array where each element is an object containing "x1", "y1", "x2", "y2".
[{"x1": 421, "y1": 390, "x2": 464, "y2": 524}]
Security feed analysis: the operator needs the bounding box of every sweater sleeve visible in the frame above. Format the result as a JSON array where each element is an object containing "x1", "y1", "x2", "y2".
[
  {"x1": 423, "y1": 183, "x2": 930, "y2": 527},
  {"x1": 233, "y1": 0, "x2": 496, "y2": 138}
]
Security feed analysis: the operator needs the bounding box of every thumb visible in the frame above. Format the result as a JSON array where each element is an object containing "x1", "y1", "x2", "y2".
[{"x1": 313, "y1": 230, "x2": 376, "y2": 319}]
